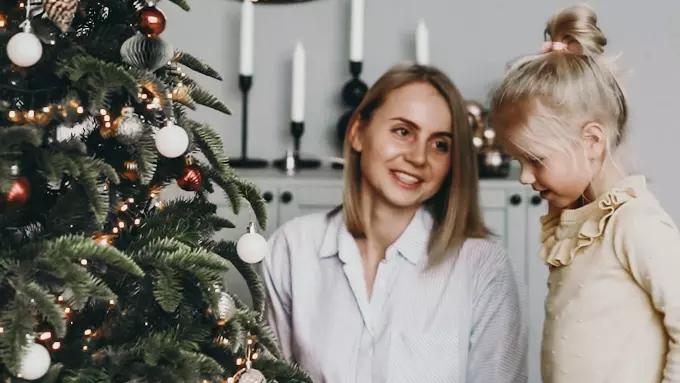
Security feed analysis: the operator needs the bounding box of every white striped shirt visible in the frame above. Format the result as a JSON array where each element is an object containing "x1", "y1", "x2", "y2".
[{"x1": 263, "y1": 207, "x2": 528, "y2": 383}]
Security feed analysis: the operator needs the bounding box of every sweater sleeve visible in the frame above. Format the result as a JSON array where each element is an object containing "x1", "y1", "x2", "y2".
[{"x1": 613, "y1": 206, "x2": 680, "y2": 382}]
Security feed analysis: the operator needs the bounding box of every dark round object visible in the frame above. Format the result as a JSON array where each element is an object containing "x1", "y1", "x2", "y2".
[
  {"x1": 176, "y1": 164, "x2": 203, "y2": 191},
  {"x1": 509, "y1": 194, "x2": 522, "y2": 206},
  {"x1": 262, "y1": 191, "x2": 273, "y2": 203},
  {"x1": 138, "y1": 6, "x2": 167, "y2": 38},
  {"x1": 531, "y1": 195, "x2": 542, "y2": 206},
  {"x1": 335, "y1": 109, "x2": 353, "y2": 145},
  {"x1": 280, "y1": 191, "x2": 293, "y2": 204},
  {"x1": 341, "y1": 78, "x2": 368, "y2": 107}
]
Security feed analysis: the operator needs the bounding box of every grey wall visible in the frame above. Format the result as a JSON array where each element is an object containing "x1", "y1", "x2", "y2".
[{"x1": 162, "y1": 0, "x2": 680, "y2": 218}]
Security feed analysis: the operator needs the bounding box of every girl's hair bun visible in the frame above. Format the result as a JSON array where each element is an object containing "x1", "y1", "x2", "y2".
[{"x1": 545, "y1": 4, "x2": 607, "y2": 55}]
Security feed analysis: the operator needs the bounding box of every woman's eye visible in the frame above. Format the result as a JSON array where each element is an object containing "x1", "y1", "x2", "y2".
[
  {"x1": 434, "y1": 141, "x2": 450, "y2": 152},
  {"x1": 392, "y1": 127, "x2": 409, "y2": 137}
]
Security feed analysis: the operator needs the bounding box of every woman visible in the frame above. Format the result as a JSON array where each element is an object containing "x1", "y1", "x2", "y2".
[{"x1": 263, "y1": 63, "x2": 527, "y2": 383}]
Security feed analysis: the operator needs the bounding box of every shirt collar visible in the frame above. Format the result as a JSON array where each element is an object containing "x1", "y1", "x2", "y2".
[{"x1": 319, "y1": 207, "x2": 432, "y2": 265}]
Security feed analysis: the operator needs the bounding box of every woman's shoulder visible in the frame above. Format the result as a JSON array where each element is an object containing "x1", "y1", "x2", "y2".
[
  {"x1": 456, "y1": 237, "x2": 512, "y2": 278},
  {"x1": 272, "y1": 208, "x2": 340, "y2": 240},
  {"x1": 266, "y1": 208, "x2": 342, "y2": 264}
]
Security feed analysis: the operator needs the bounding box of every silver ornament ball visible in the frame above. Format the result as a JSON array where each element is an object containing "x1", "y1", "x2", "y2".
[
  {"x1": 216, "y1": 292, "x2": 236, "y2": 325},
  {"x1": 238, "y1": 368, "x2": 266, "y2": 383},
  {"x1": 114, "y1": 107, "x2": 145, "y2": 144}
]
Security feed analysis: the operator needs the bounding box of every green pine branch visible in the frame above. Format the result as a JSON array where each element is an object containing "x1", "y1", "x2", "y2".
[
  {"x1": 36, "y1": 150, "x2": 119, "y2": 223},
  {"x1": 152, "y1": 267, "x2": 182, "y2": 313},
  {"x1": 174, "y1": 50, "x2": 222, "y2": 80},
  {"x1": 129, "y1": 237, "x2": 230, "y2": 312},
  {"x1": 127, "y1": 127, "x2": 158, "y2": 185},
  {"x1": 209, "y1": 240, "x2": 266, "y2": 319},
  {"x1": 0, "y1": 298, "x2": 34, "y2": 374},
  {"x1": 126, "y1": 67, "x2": 174, "y2": 119},
  {"x1": 168, "y1": 0, "x2": 191, "y2": 11},
  {"x1": 0, "y1": 125, "x2": 43, "y2": 192},
  {"x1": 0, "y1": 124, "x2": 43, "y2": 155},
  {"x1": 186, "y1": 81, "x2": 231, "y2": 115},
  {"x1": 230, "y1": 309, "x2": 284, "y2": 361},
  {"x1": 132, "y1": 198, "x2": 234, "y2": 249},
  {"x1": 253, "y1": 355, "x2": 313, "y2": 383},
  {"x1": 37, "y1": 363, "x2": 64, "y2": 383},
  {"x1": 181, "y1": 118, "x2": 233, "y2": 175},
  {"x1": 55, "y1": 54, "x2": 139, "y2": 114},
  {"x1": 235, "y1": 179, "x2": 268, "y2": 231},
  {"x1": 20, "y1": 282, "x2": 66, "y2": 337}
]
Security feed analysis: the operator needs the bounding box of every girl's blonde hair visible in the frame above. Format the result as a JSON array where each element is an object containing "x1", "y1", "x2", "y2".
[
  {"x1": 333, "y1": 62, "x2": 489, "y2": 267},
  {"x1": 488, "y1": 5, "x2": 628, "y2": 162}
]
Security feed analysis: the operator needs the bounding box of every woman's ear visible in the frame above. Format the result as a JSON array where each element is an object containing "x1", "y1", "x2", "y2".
[
  {"x1": 347, "y1": 115, "x2": 364, "y2": 152},
  {"x1": 581, "y1": 122, "x2": 606, "y2": 160}
]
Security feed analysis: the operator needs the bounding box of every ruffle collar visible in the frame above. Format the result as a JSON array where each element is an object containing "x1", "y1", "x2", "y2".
[{"x1": 540, "y1": 175, "x2": 646, "y2": 267}]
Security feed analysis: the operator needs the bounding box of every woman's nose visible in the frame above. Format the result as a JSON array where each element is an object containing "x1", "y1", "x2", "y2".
[{"x1": 404, "y1": 144, "x2": 427, "y2": 166}]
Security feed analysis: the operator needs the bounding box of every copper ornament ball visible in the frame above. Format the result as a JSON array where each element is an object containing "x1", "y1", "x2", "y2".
[
  {"x1": 138, "y1": 6, "x2": 166, "y2": 38},
  {"x1": 176, "y1": 164, "x2": 202, "y2": 191},
  {"x1": 6, "y1": 176, "x2": 30, "y2": 205}
]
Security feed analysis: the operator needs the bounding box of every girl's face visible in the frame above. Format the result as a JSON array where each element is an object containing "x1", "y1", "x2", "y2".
[
  {"x1": 509, "y1": 143, "x2": 593, "y2": 209},
  {"x1": 348, "y1": 82, "x2": 453, "y2": 210},
  {"x1": 505, "y1": 122, "x2": 606, "y2": 209}
]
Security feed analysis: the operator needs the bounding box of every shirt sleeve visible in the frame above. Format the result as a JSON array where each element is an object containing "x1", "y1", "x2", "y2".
[
  {"x1": 467, "y1": 243, "x2": 528, "y2": 383},
  {"x1": 262, "y1": 228, "x2": 295, "y2": 360},
  {"x1": 613, "y1": 206, "x2": 680, "y2": 382}
]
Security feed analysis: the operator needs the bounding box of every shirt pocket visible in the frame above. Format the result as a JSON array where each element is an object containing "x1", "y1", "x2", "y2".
[{"x1": 387, "y1": 330, "x2": 462, "y2": 383}]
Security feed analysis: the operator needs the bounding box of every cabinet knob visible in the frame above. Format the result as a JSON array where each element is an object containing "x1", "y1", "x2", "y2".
[
  {"x1": 262, "y1": 191, "x2": 273, "y2": 203},
  {"x1": 280, "y1": 191, "x2": 293, "y2": 204},
  {"x1": 509, "y1": 194, "x2": 522, "y2": 206},
  {"x1": 531, "y1": 195, "x2": 542, "y2": 206}
]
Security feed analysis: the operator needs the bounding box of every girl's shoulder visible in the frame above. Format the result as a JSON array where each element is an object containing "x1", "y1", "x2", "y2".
[{"x1": 587, "y1": 176, "x2": 677, "y2": 243}]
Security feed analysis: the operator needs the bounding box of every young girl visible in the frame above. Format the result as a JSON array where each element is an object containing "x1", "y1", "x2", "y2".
[
  {"x1": 489, "y1": 5, "x2": 680, "y2": 383},
  {"x1": 263, "y1": 63, "x2": 527, "y2": 383}
]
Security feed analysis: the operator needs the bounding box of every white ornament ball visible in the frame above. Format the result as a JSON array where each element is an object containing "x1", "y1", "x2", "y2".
[
  {"x1": 237, "y1": 231, "x2": 268, "y2": 264},
  {"x1": 7, "y1": 31, "x2": 43, "y2": 67},
  {"x1": 155, "y1": 121, "x2": 189, "y2": 158},
  {"x1": 18, "y1": 342, "x2": 51, "y2": 380}
]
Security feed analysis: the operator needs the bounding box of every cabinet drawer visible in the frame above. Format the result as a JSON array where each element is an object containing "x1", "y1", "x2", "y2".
[{"x1": 289, "y1": 186, "x2": 343, "y2": 206}]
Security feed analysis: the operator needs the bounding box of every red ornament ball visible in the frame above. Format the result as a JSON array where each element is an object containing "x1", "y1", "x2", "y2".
[
  {"x1": 138, "y1": 6, "x2": 166, "y2": 38},
  {"x1": 176, "y1": 164, "x2": 202, "y2": 191},
  {"x1": 6, "y1": 176, "x2": 30, "y2": 205}
]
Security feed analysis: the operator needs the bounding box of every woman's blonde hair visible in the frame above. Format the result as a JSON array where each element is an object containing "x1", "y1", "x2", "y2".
[
  {"x1": 488, "y1": 5, "x2": 628, "y2": 162},
  {"x1": 334, "y1": 62, "x2": 489, "y2": 267}
]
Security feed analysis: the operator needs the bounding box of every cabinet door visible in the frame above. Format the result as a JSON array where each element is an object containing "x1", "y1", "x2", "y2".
[
  {"x1": 277, "y1": 185, "x2": 344, "y2": 226},
  {"x1": 480, "y1": 187, "x2": 528, "y2": 286},
  {"x1": 526, "y1": 190, "x2": 549, "y2": 383}
]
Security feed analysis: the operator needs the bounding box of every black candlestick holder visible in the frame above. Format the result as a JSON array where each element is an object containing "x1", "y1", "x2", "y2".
[
  {"x1": 229, "y1": 75, "x2": 268, "y2": 168},
  {"x1": 273, "y1": 121, "x2": 321, "y2": 171},
  {"x1": 333, "y1": 60, "x2": 368, "y2": 169}
]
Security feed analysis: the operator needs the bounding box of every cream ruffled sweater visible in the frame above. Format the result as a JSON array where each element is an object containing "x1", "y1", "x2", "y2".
[{"x1": 539, "y1": 175, "x2": 680, "y2": 383}]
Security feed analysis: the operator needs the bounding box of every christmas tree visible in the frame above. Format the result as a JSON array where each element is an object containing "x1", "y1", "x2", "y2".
[{"x1": 0, "y1": 0, "x2": 310, "y2": 382}]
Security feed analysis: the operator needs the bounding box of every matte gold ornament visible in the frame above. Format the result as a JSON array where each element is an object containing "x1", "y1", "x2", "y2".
[{"x1": 42, "y1": 0, "x2": 79, "y2": 33}]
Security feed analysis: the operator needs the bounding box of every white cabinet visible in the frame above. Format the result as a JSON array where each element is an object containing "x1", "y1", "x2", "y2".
[{"x1": 209, "y1": 168, "x2": 547, "y2": 383}]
